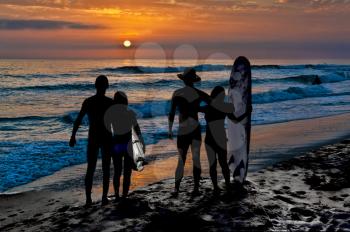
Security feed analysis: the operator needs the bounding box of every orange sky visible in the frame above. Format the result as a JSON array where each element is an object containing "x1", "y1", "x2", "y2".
[{"x1": 0, "y1": 0, "x2": 349, "y2": 59}]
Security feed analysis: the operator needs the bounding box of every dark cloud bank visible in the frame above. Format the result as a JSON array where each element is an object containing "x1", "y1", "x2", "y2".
[{"x1": 0, "y1": 19, "x2": 104, "y2": 30}]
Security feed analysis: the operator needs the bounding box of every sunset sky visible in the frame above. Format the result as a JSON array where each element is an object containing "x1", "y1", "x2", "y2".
[{"x1": 0, "y1": 0, "x2": 349, "y2": 59}]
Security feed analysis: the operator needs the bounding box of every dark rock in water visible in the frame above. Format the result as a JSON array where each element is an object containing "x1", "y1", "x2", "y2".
[{"x1": 290, "y1": 207, "x2": 315, "y2": 217}]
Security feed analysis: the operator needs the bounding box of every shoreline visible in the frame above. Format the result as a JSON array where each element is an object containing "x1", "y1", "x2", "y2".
[
  {"x1": 1, "y1": 138, "x2": 349, "y2": 231},
  {"x1": 4, "y1": 112, "x2": 350, "y2": 195}
]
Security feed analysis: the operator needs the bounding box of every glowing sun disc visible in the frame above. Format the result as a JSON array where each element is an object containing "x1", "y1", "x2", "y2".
[{"x1": 123, "y1": 40, "x2": 131, "y2": 48}]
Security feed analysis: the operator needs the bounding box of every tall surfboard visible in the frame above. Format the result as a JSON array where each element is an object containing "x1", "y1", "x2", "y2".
[{"x1": 227, "y1": 56, "x2": 252, "y2": 184}]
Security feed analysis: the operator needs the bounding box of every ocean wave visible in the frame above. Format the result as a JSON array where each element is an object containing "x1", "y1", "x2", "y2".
[
  {"x1": 4, "y1": 86, "x2": 349, "y2": 127},
  {"x1": 96, "y1": 64, "x2": 231, "y2": 74},
  {"x1": 1, "y1": 73, "x2": 79, "y2": 79},
  {"x1": 252, "y1": 64, "x2": 350, "y2": 70},
  {"x1": 1, "y1": 81, "x2": 176, "y2": 92},
  {"x1": 60, "y1": 101, "x2": 171, "y2": 124},
  {"x1": 0, "y1": 115, "x2": 57, "y2": 123},
  {"x1": 1, "y1": 83, "x2": 92, "y2": 92},
  {"x1": 61, "y1": 112, "x2": 89, "y2": 125},
  {"x1": 62, "y1": 88, "x2": 350, "y2": 121},
  {"x1": 254, "y1": 85, "x2": 332, "y2": 104},
  {"x1": 1, "y1": 78, "x2": 224, "y2": 92},
  {"x1": 97, "y1": 64, "x2": 288, "y2": 74},
  {"x1": 255, "y1": 73, "x2": 349, "y2": 84},
  {"x1": 96, "y1": 64, "x2": 350, "y2": 74},
  {"x1": 0, "y1": 140, "x2": 87, "y2": 192},
  {"x1": 3, "y1": 74, "x2": 348, "y2": 93}
]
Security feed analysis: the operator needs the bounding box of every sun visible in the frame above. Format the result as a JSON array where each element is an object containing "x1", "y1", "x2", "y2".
[{"x1": 123, "y1": 40, "x2": 132, "y2": 48}]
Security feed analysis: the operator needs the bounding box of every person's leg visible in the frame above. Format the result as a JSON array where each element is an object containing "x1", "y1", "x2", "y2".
[
  {"x1": 112, "y1": 150, "x2": 122, "y2": 200},
  {"x1": 217, "y1": 148, "x2": 231, "y2": 189},
  {"x1": 101, "y1": 144, "x2": 112, "y2": 204},
  {"x1": 205, "y1": 142, "x2": 218, "y2": 190},
  {"x1": 85, "y1": 142, "x2": 98, "y2": 205},
  {"x1": 122, "y1": 151, "x2": 133, "y2": 198},
  {"x1": 175, "y1": 135, "x2": 190, "y2": 193},
  {"x1": 191, "y1": 137, "x2": 202, "y2": 192}
]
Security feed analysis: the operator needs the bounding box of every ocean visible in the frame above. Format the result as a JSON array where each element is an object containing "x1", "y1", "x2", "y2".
[{"x1": 1, "y1": 59, "x2": 350, "y2": 192}]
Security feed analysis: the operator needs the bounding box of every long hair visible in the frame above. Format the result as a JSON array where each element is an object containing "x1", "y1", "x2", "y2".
[
  {"x1": 230, "y1": 57, "x2": 251, "y2": 87},
  {"x1": 230, "y1": 56, "x2": 252, "y2": 105},
  {"x1": 233, "y1": 56, "x2": 251, "y2": 80}
]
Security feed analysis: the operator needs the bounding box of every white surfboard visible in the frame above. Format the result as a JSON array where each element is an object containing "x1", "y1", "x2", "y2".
[
  {"x1": 227, "y1": 57, "x2": 252, "y2": 184},
  {"x1": 132, "y1": 128, "x2": 145, "y2": 172}
]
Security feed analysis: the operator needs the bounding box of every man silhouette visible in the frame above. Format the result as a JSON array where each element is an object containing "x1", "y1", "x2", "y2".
[
  {"x1": 168, "y1": 68, "x2": 210, "y2": 196},
  {"x1": 69, "y1": 75, "x2": 114, "y2": 206}
]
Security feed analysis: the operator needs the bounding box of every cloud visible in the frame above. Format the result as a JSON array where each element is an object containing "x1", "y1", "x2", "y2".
[
  {"x1": 274, "y1": 0, "x2": 350, "y2": 9},
  {"x1": 0, "y1": 19, "x2": 104, "y2": 30},
  {"x1": 0, "y1": 0, "x2": 268, "y2": 10}
]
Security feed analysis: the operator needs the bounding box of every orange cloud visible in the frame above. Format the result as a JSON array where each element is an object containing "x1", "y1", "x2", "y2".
[{"x1": 0, "y1": 0, "x2": 349, "y2": 58}]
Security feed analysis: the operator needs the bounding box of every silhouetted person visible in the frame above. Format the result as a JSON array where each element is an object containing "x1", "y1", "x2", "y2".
[
  {"x1": 168, "y1": 68, "x2": 210, "y2": 196},
  {"x1": 200, "y1": 86, "x2": 250, "y2": 193},
  {"x1": 69, "y1": 75, "x2": 113, "y2": 206},
  {"x1": 312, "y1": 76, "x2": 321, "y2": 85},
  {"x1": 104, "y1": 91, "x2": 145, "y2": 202}
]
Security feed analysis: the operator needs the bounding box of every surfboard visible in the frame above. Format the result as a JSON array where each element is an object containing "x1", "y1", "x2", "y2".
[
  {"x1": 227, "y1": 56, "x2": 252, "y2": 184},
  {"x1": 131, "y1": 128, "x2": 145, "y2": 172}
]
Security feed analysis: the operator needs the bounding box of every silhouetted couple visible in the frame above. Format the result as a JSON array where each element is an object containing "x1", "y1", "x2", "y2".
[
  {"x1": 169, "y1": 64, "x2": 251, "y2": 196},
  {"x1": 69, "y1": 75, "x2": 145, "y2": 206}
]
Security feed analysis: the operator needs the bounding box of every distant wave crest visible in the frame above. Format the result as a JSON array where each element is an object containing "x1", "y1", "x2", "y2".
[
  {"x1": 95, "y1": 64, "x2": 350, "y2": 74},
  {"x1": 96, "y1": 64, "x2": 231, "y2": 74},
  {"x1": 254, "y1": 85, "x2": 332, "y2": 104},
  {"x1": 256, "y1": 73, "x2": 349, "y2": 84}
]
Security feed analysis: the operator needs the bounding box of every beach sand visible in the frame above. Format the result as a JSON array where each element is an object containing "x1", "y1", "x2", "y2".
[{"x1": 1, "y1": 113, "x2": 350, "y2": 231}]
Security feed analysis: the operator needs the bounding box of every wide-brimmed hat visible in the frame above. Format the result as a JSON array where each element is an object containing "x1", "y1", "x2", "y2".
[{"x1": 177, "y1": 67, "x2": 201, "y2": 83}]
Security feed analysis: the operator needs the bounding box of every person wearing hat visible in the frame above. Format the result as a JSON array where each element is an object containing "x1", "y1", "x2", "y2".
[
  {"x1": 168, "y1": 67, "x2": 210, "y2": 196},
  {"x1": 69, "y1": 75, "x2": 114, "y2": 206}
]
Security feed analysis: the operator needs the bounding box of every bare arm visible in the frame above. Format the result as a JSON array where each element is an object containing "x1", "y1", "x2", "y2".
[
  {"x1": 198, "y1": 89, "x2": 211, "y2": 105},
  {"x1": 168, "y1": 93, "x2": 177, "y2": 139},
  {"x1": 69, "y1": 101, "x2": 87, "y2": 147},
  {"x1": 133, "y1": 122, "x2": 146, "y2": 153},
  {"x1": 227, "y1": 104, "x2": 252, "y2": 122}
]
